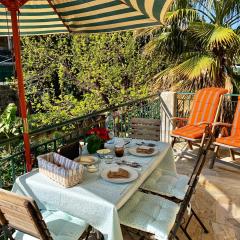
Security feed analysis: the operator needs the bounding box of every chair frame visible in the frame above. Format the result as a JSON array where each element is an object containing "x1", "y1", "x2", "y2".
[
  {"x1": 169, "y1": 130, "x2": 213, "y2": 240},
  {"x1": 209, "y1": 122, "x2": 240, "y2": 169}
]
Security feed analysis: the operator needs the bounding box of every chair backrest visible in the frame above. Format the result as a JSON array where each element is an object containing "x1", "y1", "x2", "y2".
[
  {"x1": 129, "y1": 118, "x2": 161, "y2": 141},
  {"x1": 58, "y1": 141, "x2": 80, "y2": 160},
  {"x1": 0, "y1": 189, "x2": 52, "y2": 240},
  {"x1": 231, "y1": 96, "x2": 240, "y2": 137},
  {"x1": 188, "y1": 88, "x2": 228, "y2": 125}
]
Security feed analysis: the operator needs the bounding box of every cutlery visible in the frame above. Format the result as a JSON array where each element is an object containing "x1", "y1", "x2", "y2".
[
  {"x1": 136, "y1": 142, "x2": 156, "y2": 147},
  {"x1": 116, "y1": 160, "x2": 141, "y2": 168}
]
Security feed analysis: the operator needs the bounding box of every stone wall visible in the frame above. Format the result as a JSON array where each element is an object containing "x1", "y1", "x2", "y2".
[{"x1": 0, "y1": 85, "x2": 18, "y2": 113}]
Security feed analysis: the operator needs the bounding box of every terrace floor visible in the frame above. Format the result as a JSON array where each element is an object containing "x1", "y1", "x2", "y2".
[{"x1": 123, "y1": 143, "x2": 240, "y2": 240}]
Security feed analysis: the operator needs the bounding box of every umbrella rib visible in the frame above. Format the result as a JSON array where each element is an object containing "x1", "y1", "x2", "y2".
[
  {"x1": 46, "y1": 0, "x2": 71, "y2": 33},
  {"x1": 19, "y1": 0, "x2": 30, "y2": 7}
]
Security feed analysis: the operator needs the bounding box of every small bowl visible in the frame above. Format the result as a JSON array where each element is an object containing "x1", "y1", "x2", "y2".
[{"x1": 96, "y1": 149, "x2": 111, "y2": 155}]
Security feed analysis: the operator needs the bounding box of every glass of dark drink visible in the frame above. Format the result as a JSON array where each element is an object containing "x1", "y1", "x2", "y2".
[{"x1": 115, "y1": 144, "x2": 124, "y2": 157}]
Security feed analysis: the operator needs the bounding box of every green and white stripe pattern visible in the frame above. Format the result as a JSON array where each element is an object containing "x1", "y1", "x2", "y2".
[{"x1": 0, "y1": 0, "x2": 172, "y2": 36}]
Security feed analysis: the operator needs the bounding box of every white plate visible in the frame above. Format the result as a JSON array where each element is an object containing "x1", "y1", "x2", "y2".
[
  {"x1": 128, "y1": 146, "x2": 159, "y2": 157},
  {"x1": 101, "y1": 166, "x2": 138, "y2": 184}
]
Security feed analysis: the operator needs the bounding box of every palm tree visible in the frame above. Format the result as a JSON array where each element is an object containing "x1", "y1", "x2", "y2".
[{"x1": 139, "y1": 0, "x2": 240, "y2": 92}]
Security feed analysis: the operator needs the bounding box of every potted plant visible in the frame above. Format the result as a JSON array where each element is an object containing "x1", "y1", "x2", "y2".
[{"x1": 86, "y1": 128, "x2": 110, "y2": 154}]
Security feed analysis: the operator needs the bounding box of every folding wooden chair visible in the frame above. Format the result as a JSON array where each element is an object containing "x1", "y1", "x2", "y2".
[
  {"x1": 0, "y1": 189, "x2": 91, "y2": 240},
  {"x1": 129, "y1": 117, "x2": 161, "y2": 141},
  {"x1": 119, "y1": 131, "x2": 213, "y2": 240},
  {"x1": 209, "y1": 96, "x2": 240, "y2": 169},
  {"x1": 171, "y1": 88, "x2": 228, "y2": 150}
]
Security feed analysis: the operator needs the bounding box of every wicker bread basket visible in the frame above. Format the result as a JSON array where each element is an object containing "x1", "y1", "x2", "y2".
[{"x1": 37, "y1": 152, "x2": 84, "y2": 188}]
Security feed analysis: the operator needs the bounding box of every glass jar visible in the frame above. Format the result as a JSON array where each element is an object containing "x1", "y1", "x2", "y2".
[{"x1": 87, "y1": 164, "x2": 99, "y2": 173}]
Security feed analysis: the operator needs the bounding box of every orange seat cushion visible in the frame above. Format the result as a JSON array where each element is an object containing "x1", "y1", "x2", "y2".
[
  {"x1": 231, "y1": 96, "x2": 240, "y2": 137},
  {"x1": 216, "y1": 136, "x2": 240, "y2": 148},
  {"x1": 172, "y1": 125, "x2": 205, "y2": 139},
  {"x1": 188, "y1": 88, "x2": 228, "y2": 125},
  {"x1": 216, "y1": 97, "x2": 240, "y2": 148}
]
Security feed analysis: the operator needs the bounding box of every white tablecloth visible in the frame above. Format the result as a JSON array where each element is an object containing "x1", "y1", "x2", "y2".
[{"x1": 12, "y1": 139, "x2": 176, "y2": 240}]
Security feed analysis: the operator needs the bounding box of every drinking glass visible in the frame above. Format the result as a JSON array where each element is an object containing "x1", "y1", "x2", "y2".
[{"x1": 115, "y1": 144, "x2": 124, "y2": 157}]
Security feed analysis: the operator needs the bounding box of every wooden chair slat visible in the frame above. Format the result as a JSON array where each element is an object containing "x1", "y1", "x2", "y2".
[
  {"x1": 130, "y1": 129, "x2": 160, "y2": 136},
  {"x1": 131, "y1": 118, "x2": 161, "y2": 125},
  {"x1": 0, "y1": 200, "x2": 33, "y2": 216},
  {"x1": 129, "y1": 133, "x2": 160, "y2": 141},
  {"x1": 1, "y1": 206, "x2": 34, "y2": 224},
  {"x1": 0, "y1": 190, "x2": 33, "y2": 206},
  {"x1": 129, "y1": 118, "x2": 161, "y2": 141},
  {"x1": 131, "y1": 125, "x2": 160, "y2": 131}
]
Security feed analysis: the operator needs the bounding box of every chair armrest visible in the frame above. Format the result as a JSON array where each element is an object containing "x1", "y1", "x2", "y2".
[
  {"x1": 171, "y1": 117, "x2": 188, "y2": 129},
  {"x1": 212, "y1": 122, "x2": 232, "y2": 128},
  {"x1": 197, "y1": 121, "x2": 212, "y2": 126},
  {"x1": 171, "y1": 117, "x2": 188, "y2": 122},
  {"x1": 212, "y1": 122, "x2": 232, "y2": 138}
]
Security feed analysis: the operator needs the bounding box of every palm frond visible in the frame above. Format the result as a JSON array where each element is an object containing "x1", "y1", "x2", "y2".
[
  {"x1": 189, "y1": 22, "x2": 240, "y2": 50},
  {"x1": 165, "y1": 8, "x2": 199, "y2": 24},
  {"x1": 155, "y1": 54, "x2": 217, "y2": 82},
  {"x1": 142, "y1": 32, "x2": 170, "y2": 56},
  {"x1": 133, "y1": 26, "x2": 162, "y2": 39}
]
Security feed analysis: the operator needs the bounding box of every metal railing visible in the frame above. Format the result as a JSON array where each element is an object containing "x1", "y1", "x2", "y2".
[
  {"x1": 1, "y1": 92, "x2": 239, "y2": 190},
  {"x1": 0, "y1": 93, "x2": 165, "y2": 189},
  {"x1": 0, "y1": 91, "x2": 240, "y2": 240}
]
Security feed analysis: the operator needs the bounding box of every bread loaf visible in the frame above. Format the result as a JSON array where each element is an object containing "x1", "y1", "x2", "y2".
[
  {"x1": 136, "y1": 146, "x2": 154, "y2": 154},
  {"x1": 107, "y1": 168, "x2": 129, "y2": 179}
]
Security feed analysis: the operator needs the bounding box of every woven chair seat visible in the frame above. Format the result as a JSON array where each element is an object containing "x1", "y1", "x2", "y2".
[
  {"x1": 14, "y1": 210, "x2": 88, "y2": 240},
  {"x1": 141, "y1": 168, "x2": 189, "y2": 200},
  {"x1": 119, "y1": 191, "x2": 179, "y2": 240}
]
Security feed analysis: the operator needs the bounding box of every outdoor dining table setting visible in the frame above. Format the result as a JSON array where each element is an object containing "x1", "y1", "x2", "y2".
[{"x1": 12, "y1": 137, "x2": 177, "y2": 240}]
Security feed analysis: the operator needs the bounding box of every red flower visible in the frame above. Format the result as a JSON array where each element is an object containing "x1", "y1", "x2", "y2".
[{"x1": 86, "y1": 128, "x2": 110, "y2": 141}]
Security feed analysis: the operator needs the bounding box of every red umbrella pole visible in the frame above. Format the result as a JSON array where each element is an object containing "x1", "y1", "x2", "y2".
[{"x1": 9, "y1": 9, "x2": 32, "y2": 172}]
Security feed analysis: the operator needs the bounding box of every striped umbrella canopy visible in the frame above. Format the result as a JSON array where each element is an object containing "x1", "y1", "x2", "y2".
[
  {"x1": 0, "y1": 0, "x2": 173, "y2": 36},
  {"x1": 0, "y1": 0, "x2": 173, "y2": 172}
]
